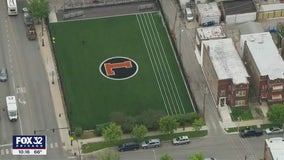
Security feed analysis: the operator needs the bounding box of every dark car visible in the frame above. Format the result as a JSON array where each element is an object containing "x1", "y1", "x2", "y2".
[
  {"x1": 118, "y1": 142, "x2": 139, "y2": 152},
  {"x1": 239, "y1": 127, "x2": 263, "y2": 138},
  {"x1": 0, "y1": 68, "x2": 8, "y2": 82}
]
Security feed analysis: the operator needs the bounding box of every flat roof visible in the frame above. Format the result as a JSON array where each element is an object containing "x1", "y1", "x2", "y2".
[
  {"x1": 222, "y1": 0, "x2": 256, "y2": 15},
  {"x1": 203, "y1": 38, "x2": 249, "y2": 84},
  {"x1": 197, "y1": 26, "x2": 226, "y2": 40},
  {"x1": 260, "y1": 3, "x2": 284, "y2": 11},
  {"x1": 265, "y1": 137, "x2": 284, "y2": 160},
  {"x1": 240, "y1": 32, "x2": 284, "y2": 80},
  {"x1": 239, "y1": 22, "x2": 264, "y2": 35},
  {"x1": 197, "y1": 2, "x2": 220, "y2": 18}
]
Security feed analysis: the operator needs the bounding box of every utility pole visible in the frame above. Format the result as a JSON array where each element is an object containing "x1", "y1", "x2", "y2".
[{"x1": 203, "y1": 86, "x2": 208, "y2": 120}]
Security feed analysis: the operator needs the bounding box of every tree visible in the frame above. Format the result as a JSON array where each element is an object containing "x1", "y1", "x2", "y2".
[
  {"x1": 97, "y1": 149, "x2": 120, "y2": 160},
  {"x1": 131, "y1": 125, "x2": 148, "y2": 142},
  {"x1": 159, "y1": 116, "x2": 178, "y2": 135},
  {"x1": 138, "y1": 109, "x2": 165, "y2": 130},
  {"x1": 102, "y1": 123, "x2": 122, "y2": 145},
  {"x1": 27, "y1": 0, "x2": 49, "y2": 34},
  {"x1": 160, "y1": 154, "x2": 173, "y2": 160},
  {"x1": 188, "y1": 152, "x2": 204, "y2": 160},
  {"x1": 267, "y1": 104, "x2": 284, "y2": 126},
  {"x1": 121, "y1": 116, "x2": 136, "y2": 133},
  {"x1": 192, "y1": 118, "x2": 204, "y2": 131}
]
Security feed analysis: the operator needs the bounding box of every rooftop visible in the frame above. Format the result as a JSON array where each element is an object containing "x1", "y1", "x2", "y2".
[
  {"x1": 240, "y1": 32, "x2": 284, "y2": 80},
  {"x1": 260, "y1": 2, "x2": 284, "y2": 11},
  {"x1": 197, "y1": 26, "x2": 226, "y2": 40},
  {"x1": 265, "y1": 137, "x2": 284, "y2": 160},
  {"x1": 239, "y1": 22, "x2": 264, "y2": 35},
  {"x1": 203, "y1": 38, "x2": 249, "y2": 84},
  {"x1": 221, "y1": 0, "x2": 256, "y2": 15},
  {"x1": 197, "y1": 2, "x2": 220, "y2": 18}
]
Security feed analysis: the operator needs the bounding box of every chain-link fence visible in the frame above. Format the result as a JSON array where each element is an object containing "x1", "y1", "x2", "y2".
[{"x1": 62, "y1": 0, "x2": 152, "y2": 10}]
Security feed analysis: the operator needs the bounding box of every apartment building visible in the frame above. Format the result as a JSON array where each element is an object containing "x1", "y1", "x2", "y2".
[
  {"x1": 240, "y1": 32, "x2": 284, "y2": 104},
  {"x1": 202, "y1": 38, "x2": 250, "y2": 107}
]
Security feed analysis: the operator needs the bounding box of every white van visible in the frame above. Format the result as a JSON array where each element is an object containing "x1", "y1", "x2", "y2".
[{"x1": 185, "y1": 8, "x2": 194, "y2": 22}]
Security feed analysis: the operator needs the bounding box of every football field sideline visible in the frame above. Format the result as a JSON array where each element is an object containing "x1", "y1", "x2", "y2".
[{"x1": 136, "y1": 12, "x2": 186, "y2": 115}]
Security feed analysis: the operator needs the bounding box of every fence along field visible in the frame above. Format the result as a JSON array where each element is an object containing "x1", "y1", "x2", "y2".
[{"x1": 50, "y1": 12, "x2": 194, "y2": 129}]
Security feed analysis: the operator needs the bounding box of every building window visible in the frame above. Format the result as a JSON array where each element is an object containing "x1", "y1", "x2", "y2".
[
  {"x1": 261, "y1": 93, "x2": 267, "y2": 99},
  {"x1": 261, "y1": 84, "x2": 268, "y2": 90},
  {"x1": 272, "y1": 85, "x2": 283, "y2": 91},
  {"x1": 235, "y1": 100, "x2": 245, "y2": 107},
  {"x1": 272, "y1": 93, "x2": 282, "y2": 100},
  {"x1": 220, "y1": 90, "x2": 225, "y2": 96},
  {"x1": 236, "y1": 90, "x2": 246, "y2": 97}
]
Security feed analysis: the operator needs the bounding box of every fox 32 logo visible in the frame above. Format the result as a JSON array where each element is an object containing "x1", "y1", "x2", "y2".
[{"x1": 13, "y1": 135, "x2": 46, "y2": 149}]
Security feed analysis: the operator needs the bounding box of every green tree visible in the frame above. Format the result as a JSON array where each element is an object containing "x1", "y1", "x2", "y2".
[
  {"x1": 138, "y1": 109, "x2": 165, "y2": 130},
  {"x1": 131, "y1": 124, "x2": 148, "y2": 142},
  {"x1": 267, "y1": 104, "x2": 284, "y2": 126},
  {"x1": 27, "y1": 0, "x2": 49, "y2": 34},
  {"x1": 160, "y1": 154, "x2": 173, "y2": 160},
  {"x1": 188, "y1": 152, "x2": 204, "y2": 160},
  {"x1": 110, "y1": 112, "x2": 137, "y2": 133},
  {"x1": 97, "y1": 149, "x2": 120, "y2": 160},
  {"x1": 102, "y1": 123, "x2": 122, "y2": 145},
  {"x1": 192, "y1": 118, "x2": 204, "y2": 131},
  {"x1": 159, "y1": 116, "x2": 178, "y2": 135},
  {"x1": 121, "y1": 116, "x2": 136, "y2": 133}
]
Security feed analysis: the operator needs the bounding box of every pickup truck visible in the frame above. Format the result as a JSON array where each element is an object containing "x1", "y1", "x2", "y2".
[
  {"x1": 239, "y1": 127, "x2": 263, "y2": 138},
  {"x1": 172, "y1": 136, "x2": 190, "y2": 145}
]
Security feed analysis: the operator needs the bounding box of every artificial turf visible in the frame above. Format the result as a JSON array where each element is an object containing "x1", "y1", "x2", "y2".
[{"x1": 50, "y1": 12, "x2": 194, "y2": 129}]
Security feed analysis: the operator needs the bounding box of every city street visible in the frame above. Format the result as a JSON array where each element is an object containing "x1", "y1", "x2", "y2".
[{"x1": 0, "y1": 0, "x2": 66, "y2": 159}]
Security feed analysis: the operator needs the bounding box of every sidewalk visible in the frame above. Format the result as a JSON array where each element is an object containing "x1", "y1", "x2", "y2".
[{"x1": 35, "y1": 24, "x2": 76, "y2": 156}]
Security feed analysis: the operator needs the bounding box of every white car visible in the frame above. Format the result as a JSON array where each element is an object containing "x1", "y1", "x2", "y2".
[
  {"x1": 172, "y1": 136, "x2": 190, "y2": 145},
  {"x1": 141, "y1": 139, "x2": 160, "y2": 149},
  {"x1": 265, "y1": 127, "x2": 283, "y2": 135}
]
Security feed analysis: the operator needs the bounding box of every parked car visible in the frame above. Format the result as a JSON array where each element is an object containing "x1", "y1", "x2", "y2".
[
  {"x1": 0, "y1": 68, "x2": 8, "y2": 82},
  {"x1": 172, "y1": 136, "x2": 190, "y2": 145},
  {"x1": 239, "y1": 127, "x2": 263, "y2": 138},
  {"x1": 141, "y1": 138, "x2": 160, "y2": 149},
  {"x1": 204, "y1": 158, "x2": 217, "y2": 160},
  {"x1": 265, "y1": 127, "x2": 283, "y2": 135},
  {"x1": 118, "y1": 142, "x2": 139, "y2": 152}
]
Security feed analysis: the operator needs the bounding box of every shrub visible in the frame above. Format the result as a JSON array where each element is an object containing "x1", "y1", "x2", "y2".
[{"x1": 74, "y1": 127, "x2": 83, "y2": 137}]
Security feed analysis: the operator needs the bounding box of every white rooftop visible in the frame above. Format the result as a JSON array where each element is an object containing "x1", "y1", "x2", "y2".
[
  {"x1": 203, "y1": 38, "x2": 249, "y2": 84},
  {"x1": 240, "y1": 32, "x2": 284, "y2": 80},
  {"x1": 265, "y1": 137, "x2": 284, "y2": 160},
  {"x1": 197, "y1": 26, "x2": 226, "y2": 40},
  {"x1": 197, "y1": 2, "x2": 221, "y2": 18},
  {"x1": 260, "y1": 3, "x2": 284, "y2": 11}
]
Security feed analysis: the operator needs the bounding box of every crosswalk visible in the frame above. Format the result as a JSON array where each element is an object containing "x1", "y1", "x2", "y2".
[{"x1": 0, "y1": 142, "x2": 59, "y2": 155}]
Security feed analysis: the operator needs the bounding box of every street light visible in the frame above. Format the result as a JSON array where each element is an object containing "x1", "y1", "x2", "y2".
[
  {"x1": 153, "y1": 149, "x2": 157, "y2": 160},
  {"x1": 179, "y1": 26, "x2": 185, "y2": 56},
  {"x1": 76, "y1": 139, "x2": 81, "y2": 160},
  {"x1": 202, "y1": 86, "x2": 208, "y2": 120},
  {"x1": 51, "y1": 71, "x2": 55, "y2": 84}
]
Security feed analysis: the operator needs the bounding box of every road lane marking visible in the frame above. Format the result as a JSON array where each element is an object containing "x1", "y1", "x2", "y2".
[
  {"x1": 50, "y1": 143, "x2": 53, "y2": 148},
  {"x1": 0, "y1": 143, "x2": 12, "y2": 147},
  {"x1": 5, "y1": 148, "x2": 9, "y2": 154}
]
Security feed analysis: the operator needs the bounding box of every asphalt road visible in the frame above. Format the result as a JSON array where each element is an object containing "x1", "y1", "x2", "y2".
[
  {"x1": 0, "y1": 0, "x2": 67, "y2": 159},
  {"x1": 117, "y1": 133, "x2": 282, "y2": 160}
]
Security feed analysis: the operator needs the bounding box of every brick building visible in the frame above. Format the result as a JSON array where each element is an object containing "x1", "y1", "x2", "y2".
[
  {"x1": 195, "y1": 25, "x2": 226, "y2": 66},
  {"x1": 240, "y1": 32, "x2": 284, "y2": 104},
  {"x1": 201, "y1": 38, "x2": 250, "y2": 107},
  {"x1": 264, "y1": 137, "x2": 284, "y2": 160}
]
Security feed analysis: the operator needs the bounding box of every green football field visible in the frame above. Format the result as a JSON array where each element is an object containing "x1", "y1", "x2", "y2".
[{"x1": 50, "y1": 12, "x2": 194, "y2": 129}]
